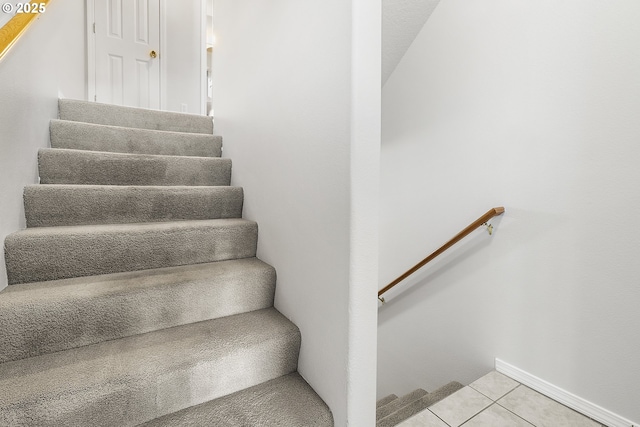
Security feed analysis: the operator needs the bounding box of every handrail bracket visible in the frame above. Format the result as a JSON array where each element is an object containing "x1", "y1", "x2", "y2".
[{"x1": 482, "y1": 222, "x2": 494, "y2": 235}]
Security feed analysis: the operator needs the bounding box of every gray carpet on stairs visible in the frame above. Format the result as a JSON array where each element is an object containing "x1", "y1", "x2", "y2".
[
  {"x1": 1, "y1": 99, "x2": 334, "y2": 426},
  {"x1": 377, "y1": 388, "x2": 428, "y2": 421},
  {"x1": 5, "y1": 218, "x2": 258, "y2": 284},
  {"x1": 38, "y1": 148, "x2": 232, "y2": 186},
  {"x1": 0, "y1": 308, "x2": 300, "y2": 426},
  {"x1": 50, "y1": 119, "x2": 222, "y2": 157},
  {"x1": 141, "y1": 372, "x2": 333, "y2": 427},
  {"x1": 377, "y1": 394, "x2": 398, "y2": 409},
  {"x1": 58, "y1": 99, "x2": 214, "y2": 134},
  {"x1": 0, "y1": 258, "x2": 275, "y2": 363},
  {"x1": 24, "y1": 184, "x2": 243, "y2": 227},
  {"x1": 376, "y1": 382, "x2": 464, "y2": 427}
]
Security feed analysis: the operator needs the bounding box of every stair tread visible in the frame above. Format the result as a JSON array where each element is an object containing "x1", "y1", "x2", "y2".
[
  {"x1": 141, "y1": 372, "x2": 333, "y2": 427},
  {"x1": 0, "y1": 258, "x2": 275, "y2": 363},
  {"x1": 377, "y1": 394, "x2": 398, "y2": 408},
  {"x1": 41, "y1": 147, "x2": 221, "y2": 160},
  {"x1": 24, "y1": 184, "x2": 244, "y2": 227},
  {"x1": 50, "y1": 119, "x2": 222, "y2": 157},
  {"x1": 5, "y1": 219, "x2": 258, "y2": 284},
  {"x1": 377, "y1": 388, "x2": 428, "y2": 421},
  {"x1": 8, "y1": 217, "x2": 255, "y2": 237},
  {"x1": 0, "y1": 308, "x2": 299, "y2": 426},
  {"x1": 38, "y1": 148, "x2": 231, "y2": 186},
  {"x1": 58, "y1": 99, "x2": 214, "y2": 134},
  {"x1": 377, "y1": 382, "x2": 464, "y2": 427}
]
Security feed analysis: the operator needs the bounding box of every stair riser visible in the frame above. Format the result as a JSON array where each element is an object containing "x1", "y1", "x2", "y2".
[
  {"x1": 140, "y1": 373, "x2": 333, "y2": 427},
  {"x1": 38, "y1": 149, "x2": 231, "y2": 187},
  {"x1": 377, "y1": 395, "x2": 461, "y2": 427},
  {"x1": 377, "y1": 389, "x2": 428, "y2": 421},
  {"x1": 59, "y1": 99, "x2": 214, "y2": 134},
  {"x1": 50, "y1": 120, "x2": 222, "y2": 157},
  {"x1": 24, "y1": 185, "x2": 243, "y2": 227},
  {"x1": 0, "y1": 310, "x2": 300, "y2": 427},
  {"x1": 0, "y1": 259, "x2": 275, "y2": 363},
  {"x1": 376, "y1": 383, "x2": 464, "y2": 427},
  {"x1": 377, "y1": 394, "x2": 398, "y2": 409},
  {"x1": 4, "y1": 220, "x2": 258, "y2": 284}
]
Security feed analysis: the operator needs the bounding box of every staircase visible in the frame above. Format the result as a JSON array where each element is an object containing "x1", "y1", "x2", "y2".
[
  {"x1": 376, "y1": 382, "x2": 463, "y2": 426},
  {"x1": 0, "y1": 99, "x2": 333, "y2": 426}
]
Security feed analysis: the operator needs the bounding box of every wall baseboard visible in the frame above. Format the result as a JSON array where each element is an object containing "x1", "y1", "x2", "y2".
[{"x1": 495, "y1": 359, "x2": 637, "y2": 427}]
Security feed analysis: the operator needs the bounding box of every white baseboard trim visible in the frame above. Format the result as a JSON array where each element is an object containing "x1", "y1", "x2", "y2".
[{"x1": 495, "y1": 359, "x2": 637, "y2": 427}]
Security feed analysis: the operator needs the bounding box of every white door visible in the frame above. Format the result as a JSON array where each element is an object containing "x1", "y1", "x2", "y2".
[{"x1": 94, "y1": 0, "x2": 160, "y2": 109}]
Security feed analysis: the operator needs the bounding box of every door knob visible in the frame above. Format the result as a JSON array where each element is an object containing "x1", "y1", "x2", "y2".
[{"x1": 150, "y1": 50, "x2": 157, "y2": 59}]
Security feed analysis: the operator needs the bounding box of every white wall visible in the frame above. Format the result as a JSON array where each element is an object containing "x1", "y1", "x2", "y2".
[
  {"x1": 379, "y1": 0, "x2": 640, "y2": 423},
  {"x1": 0, "y1": 0, "x2": 87, "y2": 291},
  {"x1": 211, "y1": 1, "x2": 380, "y2": 425},
  {"x1": 163, "y1": 0, "x2": 203, "y2": 114},
  {"x1": 382, "y1": 0, "x2": 440, "y2": 84},
  {"x1": 349, "y1": 0, "x2": 381, "y2": 423}
]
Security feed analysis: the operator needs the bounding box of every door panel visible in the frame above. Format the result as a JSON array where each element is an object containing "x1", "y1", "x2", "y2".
[
  {"x1": 108, "y1": 0, "x2": 122, "y2": 38},
  {"x1": 135, "y1": 0, "x2": 149, "y2": 43},
  {"x1": 108, "y1": 54, "x2": 124, "y2": 104},
  {"x1": 95, "y1": 0, "x2": 160, "y2": 108}
]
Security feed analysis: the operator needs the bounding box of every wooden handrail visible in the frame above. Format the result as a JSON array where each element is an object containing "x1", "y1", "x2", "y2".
[
  {"x1": 378, "y1": 207, "x2": 505, "y2": 300},
  {"x1": 0, "y1": 0, "x2": 51, "y2": 63}
]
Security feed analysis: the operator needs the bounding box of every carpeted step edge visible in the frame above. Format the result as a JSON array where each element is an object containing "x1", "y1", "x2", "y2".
[
  {"x1": 38, "y1": 148, "x2": 231, "y2": 187},
  {"x1": 0, "y1": 258, "x2": 275, "y2": 363},
  {"x1": 58, "y1": 99, "x2": 214, "y2": 134},
  {"x1": 0, "y1": 308, "x2": 299, "y2": 427},
  {"x1": 24, "y1": 185, "x2": 243, "y2": 227},
  {"x1": 50, "y1": 119, "x2": 222, "y2": 157},
  {"x1": 140, "y1": 372, "x2": 333, "y2": 427},
  {"x1": 4, "y1": 219, "x2": 257, "y2": 284},
  {"x1": 376, "y1": 382, "x2": 464, "y2": 427},
  {"x1": 376, "y1": 389, "x2": 428, "y2": 421},
  {"x1": 377, "y1": 394, "x2": 398, "y2": 409}
]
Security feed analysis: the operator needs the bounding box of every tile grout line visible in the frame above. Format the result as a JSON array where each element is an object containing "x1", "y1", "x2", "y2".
[
  {"x1": 468, "y1": 382, "x2": 521, "y2": 404},
  {"x1": 427, "y1": 381, "x2": 504, "y2": 427},
  {"x1": 461, "y1": 377, "x2": 539, "y2": 427},
  {"x1": 494, "y1": 401, "x2": 539, "y2": 427},
  {"x1": 428, "y1": 408, "x2": 452, "y2": 427},
  {"x1": 463, "y1": 379, "x2": 534, "y2": 426},
  {"x1": 458, "y1": 407, "x2": 492, "y2": 427}
]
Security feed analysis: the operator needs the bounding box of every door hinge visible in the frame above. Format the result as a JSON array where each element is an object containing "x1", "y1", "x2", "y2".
[{"x1": 93, "y1": 23, "x2": 96, "y2": 33}]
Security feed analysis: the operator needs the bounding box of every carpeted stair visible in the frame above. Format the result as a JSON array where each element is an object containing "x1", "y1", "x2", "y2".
[
  {"x1": 0, "y1": 99, "x2": 333, "y2": 426},
  {"x1": 376, "y1": 382, "x2": 464, "y2": 427}
]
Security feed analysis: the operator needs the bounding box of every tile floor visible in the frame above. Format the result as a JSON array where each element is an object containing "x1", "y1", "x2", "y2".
[{"x1": 397, "y1": 371, "x2": 606, "y2": 427}]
